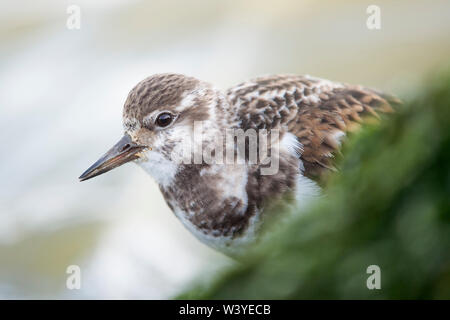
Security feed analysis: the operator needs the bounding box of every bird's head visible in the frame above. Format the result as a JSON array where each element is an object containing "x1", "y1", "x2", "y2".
[{"x1": 79, "y1": 73, "x2": 228, "y2": 185}]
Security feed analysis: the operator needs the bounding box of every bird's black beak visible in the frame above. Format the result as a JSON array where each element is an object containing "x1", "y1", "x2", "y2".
[{"x1": 79, "y1": 134, "x2": 147, "y2": 182}]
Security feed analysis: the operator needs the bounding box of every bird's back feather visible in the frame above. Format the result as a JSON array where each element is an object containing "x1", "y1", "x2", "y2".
[{"x1": 227, "y1": 74, "x2": 399, "y2": 181}]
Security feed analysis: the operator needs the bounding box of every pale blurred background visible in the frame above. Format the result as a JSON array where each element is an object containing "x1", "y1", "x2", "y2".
[{"x1": 0, "y1": 0, "x2": 449, "y2": 299}]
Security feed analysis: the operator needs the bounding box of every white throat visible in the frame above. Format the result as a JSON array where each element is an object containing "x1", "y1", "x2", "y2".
[{"x1": 136, "y1": 150, "x2": 178, "y2": 187}]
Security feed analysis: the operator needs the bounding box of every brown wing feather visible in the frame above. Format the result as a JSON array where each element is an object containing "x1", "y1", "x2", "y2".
[{"x1": 227, "y1": 75, "x2": 399, "y2": 181}]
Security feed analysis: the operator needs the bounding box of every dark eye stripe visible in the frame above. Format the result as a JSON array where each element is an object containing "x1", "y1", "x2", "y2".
[{"x1": 156, "y1": 112, "x2": 173, "y2": 127}]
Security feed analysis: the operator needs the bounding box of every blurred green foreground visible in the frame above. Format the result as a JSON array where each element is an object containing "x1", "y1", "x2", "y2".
[{"x1": 180, "y1": 71, "x2": 450, "y2": 299}]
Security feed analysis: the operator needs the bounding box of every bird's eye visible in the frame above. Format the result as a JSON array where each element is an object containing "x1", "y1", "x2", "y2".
[{"x1": 155, "y1": 112, "x2": 173, "y2": 127}]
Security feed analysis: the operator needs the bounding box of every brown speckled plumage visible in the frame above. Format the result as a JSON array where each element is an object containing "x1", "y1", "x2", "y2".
[
  {"x1": 96, "y1": 73, "x2": 399, "y2": 254},
  {"x1": 227, "y1": 74, "x2": 397, "y2": 181}
]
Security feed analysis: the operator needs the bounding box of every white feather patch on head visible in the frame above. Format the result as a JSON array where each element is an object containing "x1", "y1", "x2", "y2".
[{"x1": 174, "y1": 87, "x2": 208, "y2": 112}]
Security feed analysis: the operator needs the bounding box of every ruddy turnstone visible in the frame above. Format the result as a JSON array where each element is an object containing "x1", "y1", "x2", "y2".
[{"x1": 79, "y1": 73, "x2": 397, "y2": 255}]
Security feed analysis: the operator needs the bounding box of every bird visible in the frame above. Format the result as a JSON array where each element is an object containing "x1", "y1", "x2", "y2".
[{"x1": 79, "y1": 73, "x2": 398, "y2": 255}]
